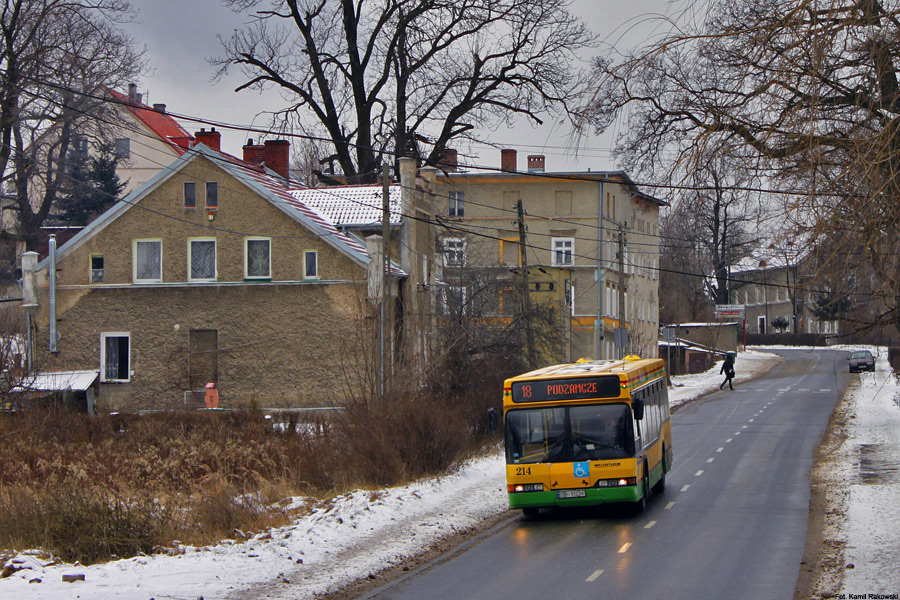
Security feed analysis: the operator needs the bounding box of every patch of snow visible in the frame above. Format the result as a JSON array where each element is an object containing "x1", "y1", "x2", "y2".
[{"x1": 2, "y1": 347, "x2": 896, "y2": 599}]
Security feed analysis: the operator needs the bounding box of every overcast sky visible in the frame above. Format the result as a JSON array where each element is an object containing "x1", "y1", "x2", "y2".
[{"x1": 125, "y1": 0, "x2": 670, "y2": 172}]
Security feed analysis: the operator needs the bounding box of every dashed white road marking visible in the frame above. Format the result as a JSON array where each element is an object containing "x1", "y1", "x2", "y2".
[
  {"x1": 645, "y1": 520, "x2": 657, "y2": 529},
  {"x1": 734, "y1": 432, "x2": 741, "y2": 436},
  {"x1": 586, "y1": 569, "x2": 604, "y2": 582},
  {"x1": 820, "y1": 389, "x2": 832, "y2": 392},
  {"x1": 665, "y1": 502, "x2": 676, "y2": 510},
  {"x1": 742, "y1": 425, "x2": 748, "y2": 429},
  {"x1": 695, "y1": 470, "x2": 704, "y2": 476},
  {"x1": 681, "y1": 484, "x2": 690, "y2": 492},
  {"x1": 716, "y1": 447, "x2": 724, "y2": 453},
  {"x1": 707, "y1": 458, "x2": 715, "y2": 463},
  {"x1": 749, "y1": 418, "x2": 755, "y2": 422},
  {"x1": 618, "y1": 543, "x2": 632, "y2": 553}
]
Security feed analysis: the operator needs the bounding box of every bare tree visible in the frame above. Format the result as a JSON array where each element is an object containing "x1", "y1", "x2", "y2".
[
  {"x1": 0, "y1": 0, "x2": 142, "y2": 256},
  {"x1": 215, "y1": 0, "x2": 594, "y2": 183},
  {"x1": 588, "y1": 0, "x2": 900, "y2": 334}
]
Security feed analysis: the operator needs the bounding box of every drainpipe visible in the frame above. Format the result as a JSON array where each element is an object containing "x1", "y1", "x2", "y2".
[
  {"x1": 49, "y1": 235, "x2": 58, "y2": 353},
  {"x1": 21, "y1": 251, "x2": 38, "y2": 373},
  {"x1": 596, "y1": 181, "x2": 605, "y2": 359}
]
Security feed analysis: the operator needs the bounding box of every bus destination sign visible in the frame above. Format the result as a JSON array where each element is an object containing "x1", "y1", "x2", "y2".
[{"x1": 511, "y1": 375, "x2": 621, "y2": 403}]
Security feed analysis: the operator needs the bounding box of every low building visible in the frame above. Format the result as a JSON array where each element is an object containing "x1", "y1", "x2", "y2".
[{"x1": 24, "y1": 142, "x2": 416, "y2": 412}]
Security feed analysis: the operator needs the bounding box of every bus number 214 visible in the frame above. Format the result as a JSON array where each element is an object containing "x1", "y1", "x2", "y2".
[{"x1": 515, "y1": 467, "x2": 532, "y2": 475}]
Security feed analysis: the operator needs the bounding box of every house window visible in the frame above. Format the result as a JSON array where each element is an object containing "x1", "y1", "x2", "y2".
[
  {"x1": 114, "y1": 137, "x2": 130, "y2": 159},
  {"x1": 449, "y1": 191, "x2": 464, "y2": 217},
  {"x1": 74, "y1": 136, "x2": 89, "y2": 160},
  {"x1": 245, "y1": 237, "x2": 271, "y2": 279},
  {"x1": 184, "y1": 182, "x2": 196, "y2": 209},
  {"x1": 134, "y1": 239, "x2": 162, "y2": 283},
  {"x1": 304, "y1": 250, "x2": 318, "y2": 279},
  {"x1": 189, "y1": 238, "x2": 216, "y2": 281},
  {"x1": 206, "y1": 182, "x2": 218, "y2": 209},
  {"x1": 552, "y1": 238, "x2": 574, "y2": 266},
  {"x1": 444, "y1": 285, "x2": 468, "y2": 315},
  {"x1": 443, "y1": 238, "x2": 466, "y2": 266},
  {"x1": 90, "y1": 255, "x2": 104, "y2": 283},
  {"x1": 100, "y1": 332, "x2": 130, "y2": 382},
  {"x1": 758, "y1": 316, "x2": 766, "y2": 334}
]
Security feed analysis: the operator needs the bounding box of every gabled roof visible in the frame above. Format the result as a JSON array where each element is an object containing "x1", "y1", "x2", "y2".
[
  {"x1": 38, "y1": 144, "x2": 407, "y2": 278},
  {"x1": 108, "y1": 89, "x2": 194, "y2": 154},
  {"x1": 290, "y1": 185, "x2": 402, "y2": 227}
]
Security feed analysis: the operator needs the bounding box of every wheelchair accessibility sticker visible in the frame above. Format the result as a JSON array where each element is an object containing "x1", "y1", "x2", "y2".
[{"x1": 573, "y1": 462, "x2": 590, "y2": 478}]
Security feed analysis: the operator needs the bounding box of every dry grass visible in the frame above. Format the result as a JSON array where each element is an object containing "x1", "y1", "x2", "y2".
[{"x1": 0, "y1": 374, "x2": 500, "y2": 565}]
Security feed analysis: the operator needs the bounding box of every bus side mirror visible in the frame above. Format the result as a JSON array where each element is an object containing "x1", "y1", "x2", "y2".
[
  {"x1": 633, "y1": 398, "x2": 644, "y2": 421},
  {"x1": 488, "y1": 408, "x2": 498, "y2": 431}
]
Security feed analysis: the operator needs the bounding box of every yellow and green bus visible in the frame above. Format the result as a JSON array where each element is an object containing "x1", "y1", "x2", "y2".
[{"x1": 500, "y1": 356, "x2": 672, "y2": 515}]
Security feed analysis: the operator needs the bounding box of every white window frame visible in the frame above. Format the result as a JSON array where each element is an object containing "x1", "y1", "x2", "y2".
[
  {"x1": 304, "y1": 250, "x2": 319, "y2": 280},
  {"x1": 551, "y1": 237, "x2": 574, "y2": 266},
  {"x1": 244, "y1": 237, "x2": 272, "y2": 279},
  {"x1": 443, "y1": 238, "x2": 466, "y2": 267},
  {"x1": 90, "y1": 254, "x2": 104, "y2": 284},
  {"x1": 100, "y1": 332, "x2": 131, "y2": 382},
  {"x1": 188, "y1": 237, "x2": 217, "y2": 282},
  {"x1": 449, "y1": 191, "x2": 464, "y2": 217},
  {"x1": 133, "y1": 239, "x2": 162, "y2": 283}
]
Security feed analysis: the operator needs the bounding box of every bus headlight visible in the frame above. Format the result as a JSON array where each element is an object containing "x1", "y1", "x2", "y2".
[
  {"x1": 509, "y1": 483, "x2": 544, "y2": 493},
  {"x1": 595, "y1": 477, "x2": 636, "y2": 488}
]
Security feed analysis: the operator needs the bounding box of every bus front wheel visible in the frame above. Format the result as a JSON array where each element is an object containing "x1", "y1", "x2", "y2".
[
  {"x1": 634, "y1": 464, "x2": 649, "y2": 513},
  {"x1": 652, "y1": 446, "x2": 667, "y2": 494}
]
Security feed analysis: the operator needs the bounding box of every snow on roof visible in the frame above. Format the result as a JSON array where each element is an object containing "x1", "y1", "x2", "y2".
[
  {"x1": 13, "y1": 370, "x2": 98, "y2": 392},
  {"x1": 39, "y1": 145, "x2": 407, "y2": 279},
  {"x1": 108, "y1": 89, "x2": 194, "y2": 154},
  {"x1": 290, "y1": 186, "x2": 402, "y2": 227}
]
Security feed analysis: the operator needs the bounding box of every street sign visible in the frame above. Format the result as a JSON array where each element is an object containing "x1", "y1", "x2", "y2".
[{"x1": 715, "y1": 304, "x2": 745, "y2": 318}]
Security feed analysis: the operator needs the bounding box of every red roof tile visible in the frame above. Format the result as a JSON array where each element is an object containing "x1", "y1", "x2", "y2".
[{"x1": 108, "y1": 88, "x2": 194, "y2": 154}]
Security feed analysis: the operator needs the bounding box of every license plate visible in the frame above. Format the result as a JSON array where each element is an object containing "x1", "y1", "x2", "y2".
[{"x1": 557, "y1": 489, "x2": 586, "y2": 499}]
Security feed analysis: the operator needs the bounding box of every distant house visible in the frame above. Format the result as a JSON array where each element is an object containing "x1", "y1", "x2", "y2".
[
  {"x1": 25, "y1": 142, "x2": 420, "y2": 412},
  {"x1": 730, "y1": 250, "x2": 838, "y2": 336},
  {"x1": 105, "y1": 84, "x2": 196, "y2": 194},
  {"x1": 435, "y1": 149, "x2": 665, "y2": 362}
]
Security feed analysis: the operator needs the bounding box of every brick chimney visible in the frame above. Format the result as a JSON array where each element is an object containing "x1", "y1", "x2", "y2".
[
  {"x1": 153, "y1": 103, "x2": 166, "y2": 114},
  {"x1": 527, "y1": 155, "x2": 545, "y2": 173},
  {"x1": 501, "y1": 149, "x2": 517, "y2": 172},
  {"x1": 242, "y1": 138, "x2": 266, "y2": 167},
  {"x1": 128, "y1": 83, "x2": 138, "y2": 105},
  {"x1": 194, "y1": 127, "x2": 221, "y2": 152},
  {"x1": 264, "y1": 139, "x2": 290, "y2": 180},
  {"x1": 439, "y1": 148, "x2": 458, "y2": 171}
]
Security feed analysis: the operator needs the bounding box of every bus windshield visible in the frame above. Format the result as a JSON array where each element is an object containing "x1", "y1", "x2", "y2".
[{"x1": 505, "y1": 403, "x2": 635, "y2": 464}]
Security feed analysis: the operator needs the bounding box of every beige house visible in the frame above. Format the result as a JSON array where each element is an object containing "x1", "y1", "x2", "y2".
[
  {"x1": 105, "y1": 84, "x2": 195, "y2": 194},
  {"x1": 25, "y1": 143, "x2": 415, "y2": 412},
  {"x1": 436, "y1": 150, "x2": 665, "y2": 362}
]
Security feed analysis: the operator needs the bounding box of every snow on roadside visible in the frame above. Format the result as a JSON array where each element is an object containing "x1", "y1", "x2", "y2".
[
  {"x1": 668, "y1": 348, "x2": 782, "y2": 408},
  {"x1": 0, "y1": 352, "x2": 781, "y2": 600},
  {"x1": 838, "y1": 350, "x2": 900, "y2": 596}
]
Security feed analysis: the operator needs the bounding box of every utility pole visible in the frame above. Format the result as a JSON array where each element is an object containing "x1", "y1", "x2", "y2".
[
  {"x1": 380, "y1": 161, "x2": 391, "y2": 399},
  {"x1": 516, "y1": 200, "x2": 537, "y2": 368},
  {"x1": 616, "y1": 223, "x2": 627, "y2": 358}
]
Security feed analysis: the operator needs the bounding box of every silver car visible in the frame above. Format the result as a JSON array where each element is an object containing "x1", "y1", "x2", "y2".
[{"x1": 848, "y1": 350, "x2": 875, "y2": 373}]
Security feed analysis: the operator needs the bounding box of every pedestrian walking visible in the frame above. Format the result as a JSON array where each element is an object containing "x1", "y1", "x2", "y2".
[{"x1": 720, "y1": 353, "x2": 735, "y2": 390}]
